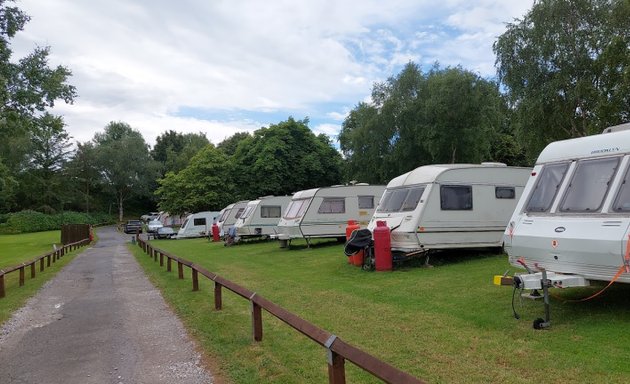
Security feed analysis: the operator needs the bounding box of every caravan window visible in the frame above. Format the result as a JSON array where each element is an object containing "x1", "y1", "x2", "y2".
[
  {"x1": 218, "y1": 209, "x2": 230, "y2": 222},
  {"x1": 358, "y1": 195, "x2": 375, "y2": 209},
  {"x1": 440, "y1": 185, "x2": 472, "y2": 210},
  {"x1": 613, "y1": 165, "x2": 630, "y2": 212},
  {"x1": 560, "y1": 157, "x2": 620, "y2": 213},
  {"x1": 261, "y1": 205, "x2": 282, "y2": 218},
  {"x1": 241, "y1": 206, "x2": 254, "y2": 219},
  {"x1": 401, "y1": 186, "x2": 425, "y2": 211},
  {"x1": 193, "y1": 217, "x2": 206, "y2": 226},
  {"x1": 525, "y1": 162, "x2": 570, "y2": 213},
  {"x1": 379, "y1": 189, "x2": 408, "y2": 212},
  {"x1": 318, "y1": 198, "x2": 345, "y2": 214},
  {"x1": 234, "y1": 208, "x2": 245, "y2": 219},
  {"x1": 495, "y1": 187, "x2": 515, "y2": 199},
  {"x1": 284, "y1": 198, "x2": 311, "y2": 219},
  {"x1": 377, "y1": 186, "x2": 426, "y2": 212}
]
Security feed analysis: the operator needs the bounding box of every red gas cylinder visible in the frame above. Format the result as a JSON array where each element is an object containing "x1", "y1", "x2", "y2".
[
  {"x1": 211, "y1": 223, "x2": 220, "y2": 242},
  {"x1": 373, "y1": 220, "x2": 392, "y2": 271},
  {"x1": 345, "y1": 220, "x2": 362, "y2": 265}
]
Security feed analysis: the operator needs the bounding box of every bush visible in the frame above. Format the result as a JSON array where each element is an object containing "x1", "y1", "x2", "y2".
[{"x1": 0, "y1": 210, "x2": 116, "y2": 234}]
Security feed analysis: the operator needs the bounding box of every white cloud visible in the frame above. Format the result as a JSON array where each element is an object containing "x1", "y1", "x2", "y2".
[{"x1": 11, "y1": 0, "x2": 534, "y2": 147}]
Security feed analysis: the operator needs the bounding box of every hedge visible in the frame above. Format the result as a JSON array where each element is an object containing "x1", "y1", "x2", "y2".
[{"x1": 0, "y1": 210, "x2": 116, "y2": 234}]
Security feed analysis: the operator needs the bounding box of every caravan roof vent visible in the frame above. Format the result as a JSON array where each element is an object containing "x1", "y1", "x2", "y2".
[
  {"x1": 258, "y1": 195, "x2": 275, "y2": 199},
  {"x1": 480, "y1": 162, "x2": 507, "y2": 167},
  {"x1": 355, "y1": 183, "x2": 370, "y2": 186},
  {"x1": 602, "y1": 122, "x2": 630, "y2": 134}
]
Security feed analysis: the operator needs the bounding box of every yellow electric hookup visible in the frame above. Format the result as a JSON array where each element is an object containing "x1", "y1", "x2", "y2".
[{"x1": 493, "y1": 275, "x2": 514, "y2": 286}]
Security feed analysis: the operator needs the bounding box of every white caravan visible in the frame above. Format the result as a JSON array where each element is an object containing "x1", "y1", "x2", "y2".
[
  {"x1": 504, "y1": 123, "x2": 630, "y2": 287},
  {"x1": 176, "y1": 211, "x2": 221, "y2": 239},
  {"x1": 277, "y1": 184, "x2": 386, "y2": 245},
  {"x1": 216, "y1": 201, "x2": 249, "y2": 236},
  {"x1": 234, "y1": 196, "x2": 292, "y2": 239},
  {"x1": 368, "y1": 163, "x2": 531, "y2": 256}
]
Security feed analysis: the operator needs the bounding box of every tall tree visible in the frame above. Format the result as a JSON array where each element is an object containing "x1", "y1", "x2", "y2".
[
  {"x1": 232, "y1": 117, "x2": 342, "y2": 199},
  {"x1": 494, "y1": 0, "x2": 630, "y2": 159},
  {"x1": 0, "y1": 1, "x2": 76, "y2": 212},
  {"x1": 152, "y1": 130, "x2": 209, "y2": 175},
  {"x1": 66, "y1": 142, "x2": 101, "y2": 213},
  {"x1": 93, "y1": 121, "x2": 157, "y2": 221},
  {"x1": 217, "y1": 131, "x2": 251, "y2": 157},
  {"x1": 340, "y1": 63, "x2": 507, "y2": 183},
  {"x1": 17, "y1": 113, "x2": 72, "y2": 210},
  {"x1": 155, "y1": 144, "x2": 232, "y2": 213}
]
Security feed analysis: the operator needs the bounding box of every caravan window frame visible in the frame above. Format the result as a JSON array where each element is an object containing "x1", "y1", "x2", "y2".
[
  {"x1": 261, "y1": 205, "x2": 282, "y2": 218},
  {"x1": 218, "y1": 209, "x2": 230, "y2": 222},
  {"x1": 193, "y1": 217, "x2": 206, "y2": 226},
  {"x1": 234, "y1": 208, "x2": 245, "y2": 219},
  {"x1": 559, "y1": 157, "x2": 620, "y2": 213},
  {"x1": 377, "y1": 185, "x2": 426, "y2": 212},
  {"x1": 495, "y1": 186, "x2": 516, "y2": 199},
  {"x1": 612, "y1": 163, "x2": 630, "y2": 212},
  {"x1": 440, "y1": 185, "x2": 473, "y2": 211},
  {"x1": 524, "y1": 162, "x2": 570, "y2": 213},
  {"x1": 401, "y1": 186, "x2": 426, "y2": 211},
  {"x1": 318, "y1": 198, "x2": 346, "y2": 214}
]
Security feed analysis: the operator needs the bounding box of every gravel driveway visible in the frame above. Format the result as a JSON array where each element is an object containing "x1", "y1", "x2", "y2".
[{"x1": 0, "y1": 226, "x2": 213, "y2": 384}]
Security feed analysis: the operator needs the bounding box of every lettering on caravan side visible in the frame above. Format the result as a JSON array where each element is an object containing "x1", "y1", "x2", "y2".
[{"x1": 591, "y1": 147, "x2": 620, "y2": 155}]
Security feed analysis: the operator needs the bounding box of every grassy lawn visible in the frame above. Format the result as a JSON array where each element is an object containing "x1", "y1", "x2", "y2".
[
  {"x1": 132, "y1": 238, "x2": 630, "y2": 383},
  {"x1": 0, "y1": 231, "x2": 81, "y2": 325}
]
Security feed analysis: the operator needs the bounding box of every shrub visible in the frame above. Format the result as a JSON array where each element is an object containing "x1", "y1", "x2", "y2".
[{"x1": 0, "y1": 210, "x2": 116, "y2": 234}]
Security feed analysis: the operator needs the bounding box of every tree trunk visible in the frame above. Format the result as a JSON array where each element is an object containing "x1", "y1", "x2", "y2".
[{"x1": 118, "y1": 192, "x2": 124, "y2": 222}]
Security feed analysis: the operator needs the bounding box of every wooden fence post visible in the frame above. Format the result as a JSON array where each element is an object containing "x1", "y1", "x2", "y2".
[
  {"x1": 192, "y1": 269, "x2": 199, "y2": 291},
  {"x1": 47, "y1": 254, "x2": 51, "y2": 267},
  {"x1": 251, "y1": 294, "x2": 263, "y2": 342},
  {"x1": 159, "y1": 252, "x2": 164, "y2": 267},
  {"x1": 30, "y1": 263, "x2": 35, "y2": 278},
  {"x1": 19, "y1": 266, "x2": 25, "y2": 287},
  {"x1": 167, "y1": 257, "x2": 172, "y2": 272},
  {"x1": 153, "y1": 249, "x2": 158, "y2": 262},
  {"x1": 40, "y1": 257, "x2": 44, "y2": 272},
  {"x1": 52, "y1": 251, "x2": 56, "y2": 263},
  {"x1": 178, "y1": 262, "x2": 184, "y2": 279},
  {"x1": 214, "y1": 282, "x2": 222, "y2": 310},
  {"x1": 0, "y1": 274, "x2": 5, "y2": 298},
  {"x1": 327, "y1": 351, "x2": 346, "y2": 384}
]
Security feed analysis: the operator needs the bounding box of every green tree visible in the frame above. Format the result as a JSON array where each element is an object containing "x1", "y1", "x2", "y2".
[
  {"x1": 217, "y1": 131, "x2": 251, "y2": 157},
  {"x1": 66, "y1": 142, "x2": 101, "y2": 213},
  {"x1": 17, "y1": 113, "x2": 72, "y2": 211},
  {"x1": 494, "y1": 0, "x2": 630, "y2": 159},
  {"x1": 155, "y1": 145, "x2": 232, "y2": 213},
  {"x1": 93, "y1": 121, "x2": 158, "y2": 221},
  {"x1": 152, "y1": 130, "x2": 209, "y2": 175},
  {"x1": 340, "y1": 63, "x2": 507, "y2": 183},
  {"x1": 0, "y1": 1, "x2": 76, "y2": 212},
  {"x1": 232, "y1": 117, "x2": 342, "y2": 199}
]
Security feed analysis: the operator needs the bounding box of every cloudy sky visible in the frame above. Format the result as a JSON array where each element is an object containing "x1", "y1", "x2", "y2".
[{"x1": 12, "y1": 0, "x2": 533, "y2": 147}]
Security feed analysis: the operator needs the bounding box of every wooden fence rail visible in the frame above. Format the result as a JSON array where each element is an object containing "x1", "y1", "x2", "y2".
[
  {"x1": 136, "y1": 235, "x2": 424, "y2": 384},
  {"x1": 0, "y1": 238, "x2": 91, "y2": 299}
]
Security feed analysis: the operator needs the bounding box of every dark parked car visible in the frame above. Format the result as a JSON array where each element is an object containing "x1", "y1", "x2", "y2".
[{"x1": 124, "y1": 220, "x2": 143, "y2": 234}]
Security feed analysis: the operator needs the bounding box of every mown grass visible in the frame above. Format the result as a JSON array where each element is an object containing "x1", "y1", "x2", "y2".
[
  {"x1": 0, "y1": 231, "x2": 85, "y2": 325},
  {"x1": 132, "y1": 238, "x2": 630, "y2": 383}
]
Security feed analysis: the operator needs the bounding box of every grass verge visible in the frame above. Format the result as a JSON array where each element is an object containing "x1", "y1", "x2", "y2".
[
  {"x1": 0, "y1": 231, "x2": 85, "y2": 325},
  {"x1": 131, "y1": 237, "x2": 630, "y2": 383}
]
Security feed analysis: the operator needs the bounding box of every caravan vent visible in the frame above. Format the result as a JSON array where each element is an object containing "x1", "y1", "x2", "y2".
[
  {"x1": 602, "y1": 122, "x2": 630, "y2": 134},
  {"x1": 480, "y1": 162, "x2": 507, "y2": 167},
  {"x1": 258, "y1": 195, "x2": 275, "y2": 199},
  {"x1": 355, "y1": 183, "x2": 370, "y2": 186}
]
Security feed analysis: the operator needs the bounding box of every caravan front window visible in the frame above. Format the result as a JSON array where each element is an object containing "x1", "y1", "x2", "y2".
[
  {"x1": 525, "y1": 162, "x2": 570, "y2": 213},
  {"x1": 284, "y1": 198, "x2": 311, "y2": 219},
  {"x1": 218, "y1": 209, "x2": 230, "y2": 222},
  {"x1": 613, "y1": 165, "x2": 630, "y2": 212},
  {"x1": 378, "y1": 186, "x2": 426, "y2": 212},
  {"x1": 241, "y1": 206, "x2": 254, "y2": 219},
  {"x1": 560, "y1": 157, "x2": 620, "y2": 212},
  {"x1": 401, "y1": 186, "x2": 425, "y2": 211},
  {"x1": 234, "y1": 208, "x2": 245, "y2": 219}
]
